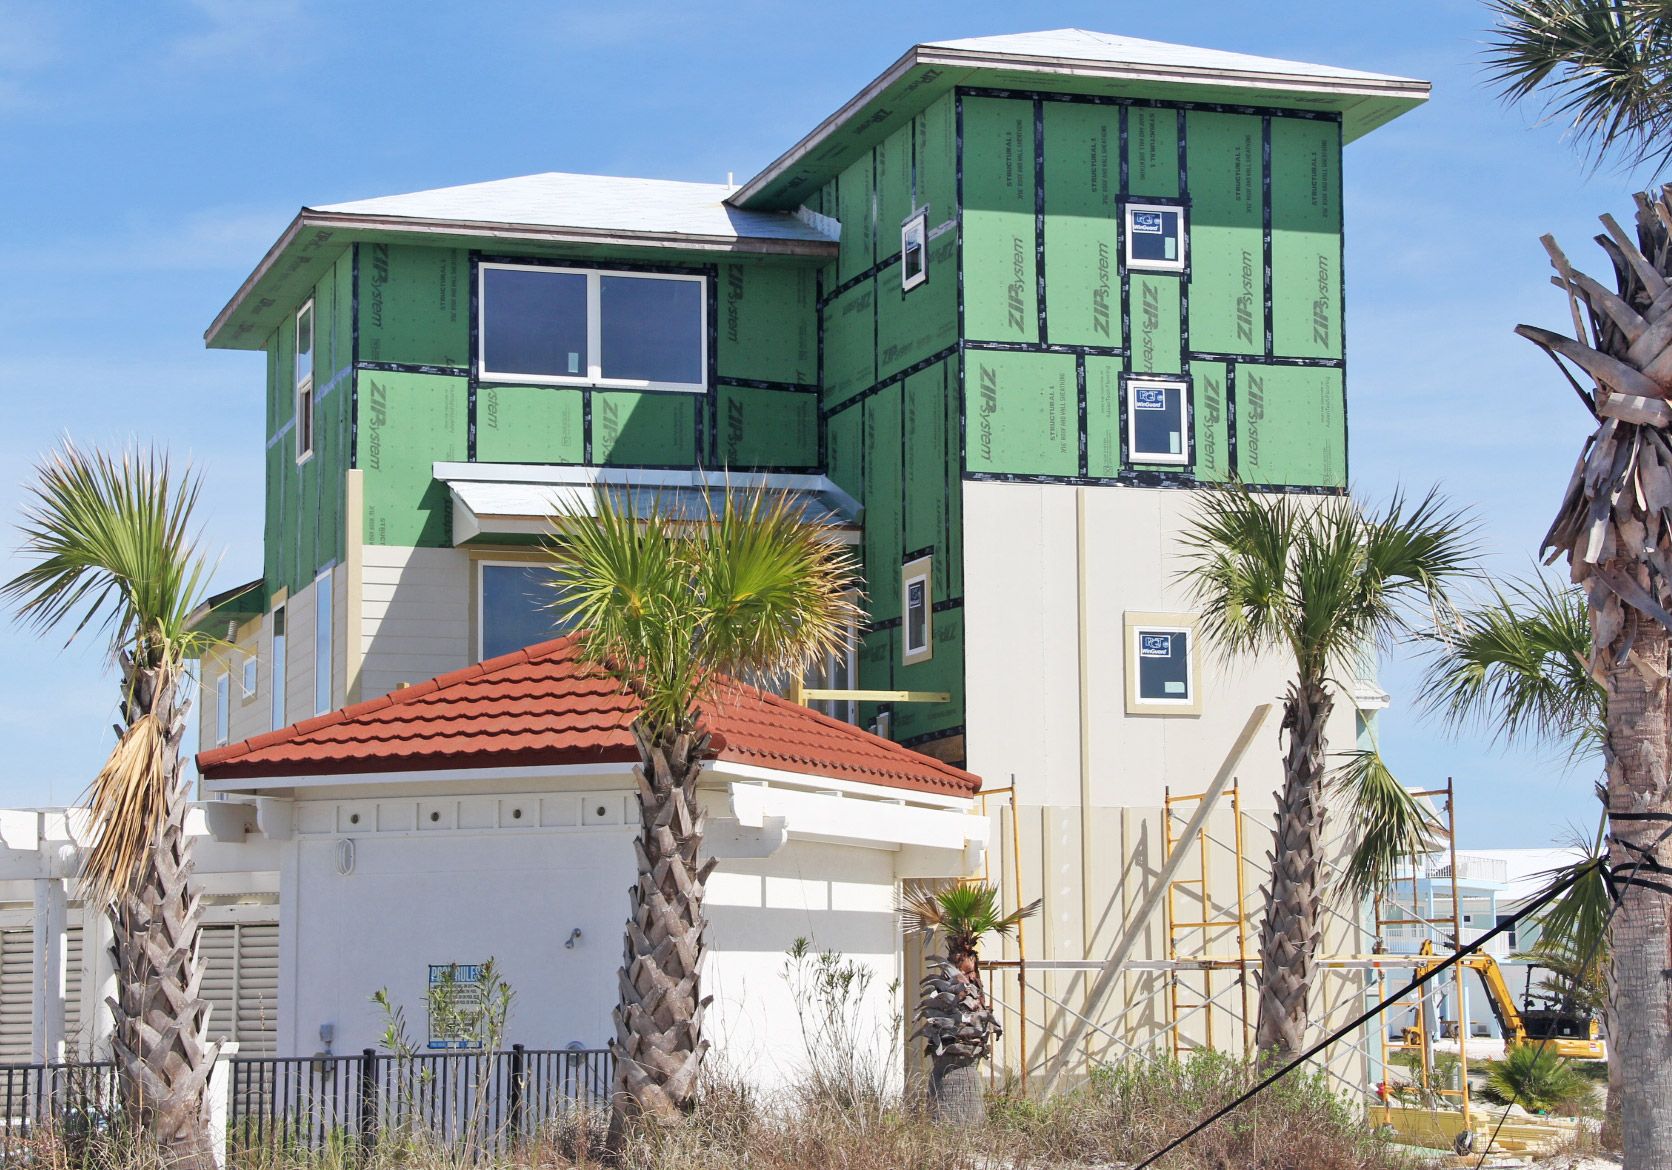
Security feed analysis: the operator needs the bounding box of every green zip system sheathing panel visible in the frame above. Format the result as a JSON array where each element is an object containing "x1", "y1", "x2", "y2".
[
  {"x1": 1234, "y1": 364, "x2": 1344, "y2": 487},
  {"x1": 475, "y1": 386, "x2": 585, "y2": 464},
  {"x1": 837, "y1": 155, "x2": 877, "y2": 282},
  {"x1": 716, "y1": 263, "x2": 817, "y2": 384},
  {"x1": 864, "y1": 385, "x2": 904, "y2": 624},
  {"x1": 1189, "y1": 361, "x2": 1232, "y2": 482},
  {"x1": 894, "y1": 607, "x2": 964, "y2": 742},
  {"x1": 592, "y1": 391, "x2": 699, "y2": 467},
  {"x1": 358, "y1": 244, "x2": 469, "y2": 368},
  {"x1": 962, "y1": 97, "x2": 1037, "y2": 344},
  {"x1": 1128, "y1": 107, "x2": 1180, "y2": 198},
  {"x1": 824, "y1": 280, "x2": 877, "y2": 408},
  {"x1": 965, "y1": 350, "x2": 1078, "y2": 476},
  {"x1": 1130, "y1": 273, "x2": 1183, "y2": 373},
  {"x1": 878, "y1": 230, "x2": 957, "y2": 379},
  {"x1": 264, "y1": 250, "x2": 351, "y2": 595},
  {"x1": 359, "y1": 370, "x2": 467, "y2": 547},
  {"x1": 920, "y1": 96, "x2": 958, "y2": 229},
  {"x1": 1186, "y1": 112, "x2": 1263, "y2": 356},
  {"x1": 1085, "y1": 357, "x2": 1121, "y2": 479},
  {"x1": 1043, "y1": 102, "x2": 1121, "y2": 347},
  {"x1": 1270, "y1": 118, "x2": 1343, "y2": 360},
  {"x1": 716, "y1": 386, "x2": 817, "y2": 468}
]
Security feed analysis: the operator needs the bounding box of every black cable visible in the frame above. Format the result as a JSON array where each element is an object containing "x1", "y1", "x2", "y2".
[{"x1": 1131, "y1": 862, "x2": 1592, "y2": 1170}]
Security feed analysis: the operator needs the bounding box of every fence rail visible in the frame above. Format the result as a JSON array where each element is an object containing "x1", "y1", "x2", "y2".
[{"x1": 0, "y1": 1047, "x2": 612, "y2": 1160}]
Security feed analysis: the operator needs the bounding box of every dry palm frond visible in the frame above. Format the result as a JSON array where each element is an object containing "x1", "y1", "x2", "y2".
[{"x1": 80, "y1": 712, "x2": 171, "y2": 905}]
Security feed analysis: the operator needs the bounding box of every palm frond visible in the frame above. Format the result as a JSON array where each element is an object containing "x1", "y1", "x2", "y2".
[
  {"x1": 1419, "y1": 574, "x2": 1603, "y2": 756},
  {"x1": 1484, "y1": 0, "x2": 1672, "y2": 172},
  {"x1": 1329, "y1": 748, "x2": 1445, "y2": 899},
  {"x1": 1526, "y1": 814, "x2": 1613, "y2": 969},
  {"x1": 547, "y1": 484, "x2": 861, "y2": 733},
  {"x1": 80, "y1": 712, "x2": 172, "y2": 906},
  {"x1": 899, "y1": 881, "x2": 1041, "y2": 948}
]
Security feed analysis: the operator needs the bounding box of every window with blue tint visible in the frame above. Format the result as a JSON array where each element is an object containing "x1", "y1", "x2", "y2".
[
  {"x1": 1124, "y1": 203, "x2": 1186, "y2": 272},
  {"x1": 1135, "y1": 628, "x2": 1192, "y2": 702},
  {"x1": 480, "y1": 563, "x2": 572, "y2": 660},
  {"x1": 314, "y1": 573, "x2": 334, "y2": 716},
  {"x1": 270, "y1": 607, "x2": 286, "y2": 729},
  {"x1": 1127, "y1": 378, "x2": 1189, "y2": 465},
  {"x1": 599, "y1": 275, "x2": 704, "y2": 386},
  {"x1": 481, "y1": 267, "x2": 589, "y2": 379}
]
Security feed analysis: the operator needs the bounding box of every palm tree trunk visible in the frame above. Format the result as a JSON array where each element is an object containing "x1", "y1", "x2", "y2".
[
  {"x1": 108, "y1": 666, "x2": 218, "y2": 1169},
  {"x1": 1597, "y1": 611, "x2": 1672, "y2": 1166},
  {"x1": 1255, "y1": 678, "x2": 1332, "y2": 1060},
  {"x1": 609, "y1": 718, "x2": 715, "y2": 1137}
]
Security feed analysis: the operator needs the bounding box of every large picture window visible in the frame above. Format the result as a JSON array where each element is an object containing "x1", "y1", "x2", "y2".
[
  {"x1": 479, "y1": 561, "x2": 573, "y2": 661},
  {"x1": 479, "y1": 264, "x2": 706, "y2": 392},
  {"x1": 1126, "y1": 377, "x2": 1190, "y2": 466}
]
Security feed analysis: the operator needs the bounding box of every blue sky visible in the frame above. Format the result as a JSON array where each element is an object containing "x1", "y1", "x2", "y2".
[{"x1": 0, "y1": 1, "x2": 1653, "y2": 844}]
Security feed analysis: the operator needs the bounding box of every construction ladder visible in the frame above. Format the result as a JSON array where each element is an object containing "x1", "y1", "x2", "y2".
[{"x1": 1161, "y1": 781, "x2": 1253, "y2": 1058}]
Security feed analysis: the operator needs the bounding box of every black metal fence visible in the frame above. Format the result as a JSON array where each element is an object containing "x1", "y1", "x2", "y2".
[{"x1": 0, "y1": 1047, "x2": 611, "y2": 1161}]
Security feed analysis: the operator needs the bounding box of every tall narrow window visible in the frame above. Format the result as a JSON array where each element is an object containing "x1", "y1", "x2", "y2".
[
  {"x1": 1126, "y1": 377, "x2": 1190, "y2": 465},
  {"x1": 314, "y1": 572, "x2": 333, "y2": 716},
  {"x1": 295, "y1": 301, "x2": 315, "y2": 462},
  {"x1": 901, "y1": 208, "x2": 929, "y2": 292},
  {"x1": 270, "y1": 607, "x2": 287, "y2": 729},
  {"x1": 902, "y1": 555, "x2": 933, "y2": 665},
  {"x1": 214, "y1": 673, "x2": 230, "y2": 746},
  {"x1": 241, "y1": 655, "x2": 258, "y2": 699}
]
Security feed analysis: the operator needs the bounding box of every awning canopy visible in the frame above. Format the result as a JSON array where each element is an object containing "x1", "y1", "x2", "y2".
[{"x1": 437, "y1": 463, "x2": 862, "y2": 546}]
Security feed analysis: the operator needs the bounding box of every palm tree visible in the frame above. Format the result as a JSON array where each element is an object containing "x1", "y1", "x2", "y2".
[
  {"x1": 1492, "y1": 188, "x2": 1672, "y2": 1164},
  {"x1": 1484, "y1": 0, "x2": 1672, "y2": 173},
  {"x1": 899, "y1": 881, "x2": 1039, "y2": 1123},
  {"x1": 1179, "y1": 485, "x2": 1475, "y2": 1061},
  {"x1": 547, "y1": 486, "x2": 860, "y2": 1133},
  {"x1": 2, "y1": 444, "x2": 220, "y2": 1168},
  {"x1": 1419, "y1": 578, "x2": 1623, "y2": 1141}
]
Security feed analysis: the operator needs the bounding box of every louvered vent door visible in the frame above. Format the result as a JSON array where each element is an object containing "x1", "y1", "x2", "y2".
[
  {"x1": 199, "y1": 922, "x2": 279, "y2": 1057},
  {"x1": 64, "y1": 925, "x2": 83, "y2": 1053},
  {"x1": 0, "y1": 929, "x2": 33, "y2": 1059}
]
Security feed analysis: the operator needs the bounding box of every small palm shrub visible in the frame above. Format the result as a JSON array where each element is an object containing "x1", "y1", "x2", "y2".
[{"x1": 1480, "y1": 1046, "x2": 1591, "y2": 1114}]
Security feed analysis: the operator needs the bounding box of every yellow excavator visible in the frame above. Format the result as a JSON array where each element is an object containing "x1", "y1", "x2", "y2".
[{"x1": 1399, "y1": 941, "x2": 1606, "y2": 1061}]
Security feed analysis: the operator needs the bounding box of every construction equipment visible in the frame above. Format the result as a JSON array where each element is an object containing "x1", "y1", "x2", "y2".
[{"x1": 1398, "y1": 941, "x2": 1605, "y2": 1061}]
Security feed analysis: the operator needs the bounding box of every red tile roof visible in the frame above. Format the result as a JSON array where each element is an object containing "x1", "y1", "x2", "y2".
[{"x1": 197, "y1": 635, "x2": 980, "y2": 798}]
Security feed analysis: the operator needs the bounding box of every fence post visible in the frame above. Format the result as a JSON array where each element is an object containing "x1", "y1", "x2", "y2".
[
  {"x1": 357, "y1": 1048, "x2": 378, "y2": 1157},
  {"x1": 208, "y1": 1041, "x2": 238, "y2": 1170},
  {"x1": 508, "y1": 1044, "x2": 526, "y2": 1142}
]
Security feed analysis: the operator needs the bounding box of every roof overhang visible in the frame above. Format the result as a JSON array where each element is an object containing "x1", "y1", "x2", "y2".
[
  {"x1": 187, "y1": 576, "x2": 265, "y2": 640},
  {"x1": 206, "y1": 209, "x2": 839, "y2": 352},
  {"x1": 438, "y1": 462, "x2": 863, "y2": 546},
  {"x1": 730, "y1": 40, "x2": 1429, "y2": 210}
]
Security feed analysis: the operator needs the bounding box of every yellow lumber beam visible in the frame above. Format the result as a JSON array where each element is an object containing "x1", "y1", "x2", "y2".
[{"x1": 796, "y1": 688, "x2": 950, "y2": 703}]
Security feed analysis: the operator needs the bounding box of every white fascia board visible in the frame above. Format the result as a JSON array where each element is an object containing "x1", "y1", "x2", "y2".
[
  {"x1": 726, "y1": 780, "x2": 987, "y2": 854},
  {"x1": 436, "y1": 462, "x2": 862, "y2": 521},
  {"x1": 706, "y1": 759, "x2": 974, "y2": 810},
  {"x1": 202, "y1": 761, "x2": 639, "y2": 795}
]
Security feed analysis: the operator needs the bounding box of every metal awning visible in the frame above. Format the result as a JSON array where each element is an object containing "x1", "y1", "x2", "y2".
[{"x1": 436, "y1": 463, "x2": 862, "y2": 546}]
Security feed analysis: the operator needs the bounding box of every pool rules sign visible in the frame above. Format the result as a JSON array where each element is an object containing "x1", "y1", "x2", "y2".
[{"x1": 427, "y1": 962, "x2": 488, "y2": 1050}]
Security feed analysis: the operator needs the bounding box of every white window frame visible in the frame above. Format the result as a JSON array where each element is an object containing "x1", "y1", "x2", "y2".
[
  {"x1": 1126, "y1": 376, "x2": 1191, "y2": 466},
  {"x1": 1124, "y1": 611, "x2": 1200, "y2": 715},
  {"x1": 214, "y1": 672, "x2": 230, "y2": 746},
  {"x1": 294, "y1": 300, "x2": 315, "y2": 464},
  {"x1": 270, "y1": 605, "x2": 287, "y2": 730},
  {"x1": 902, "y1": 555, "x2": 933, "y2": 665},
  {"x1": 1123, "y1": 201, "x2": 1187, "y2": 274},
  {"x1": 313, "y1": 571, "x2": 333, "y2": 717},
  {"x1": 477, "y1": 263, "x2": 708, "y2": 393},
  {"x1": 901, "y1": 208, "x2": 929, "y2": 292},
  {"x1": 241, "y1": 655, "x2": 259, "y2": 701}
]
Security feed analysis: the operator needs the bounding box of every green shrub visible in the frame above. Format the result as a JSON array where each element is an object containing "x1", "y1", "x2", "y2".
[{"x1": 1479, "y1": 1045, "x2": 1591, "y2": 1113}]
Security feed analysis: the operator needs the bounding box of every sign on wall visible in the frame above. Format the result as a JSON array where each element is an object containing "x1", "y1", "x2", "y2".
[{"x1": 427, "y1": 963, "x2": 488, "y2": 1050}]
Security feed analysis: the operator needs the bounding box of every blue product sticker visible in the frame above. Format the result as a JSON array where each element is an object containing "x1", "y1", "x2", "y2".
[
  {"x1": 1134, "y1": 386, "x2": 1167, "y2": 410},
  {"x1": 1139, "y1": 633, "x2": 1173, "y2": 658},
  {"x1": 1132, "y1": 210, "x2": 1164, "y2": 235}
]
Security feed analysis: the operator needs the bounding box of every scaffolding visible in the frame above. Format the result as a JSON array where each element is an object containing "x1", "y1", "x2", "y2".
[{"x1": 1162, "y1": 781, "x2": 1252, "y2": 1058}]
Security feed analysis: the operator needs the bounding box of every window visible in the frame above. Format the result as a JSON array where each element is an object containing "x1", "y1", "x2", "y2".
[
  {"x1": 241, "y1": 656, "x2": 258, "y2": 700},
  {"x1": 479, "y1": 264, "x2": 706, "y2": 392},
  {"x1": 902, "y1": 555, "x2": 933, "y2": 665},
  {"x1": 901, "y1": 208, "x2": 929, "y2": 292},
  {"x1": 1124, "y1": 202, "x2": 1186, "y2": 273},
  {"x1": 270, "y1": 607, "x2": 286, "y2": 729},
  {"x1": 1496, "y1": 914, "x2": 1518, "y2": 951},
  {"x1": 803, "y1": 598, "x2": 860, "y2": 723},
  {"x1": 1124, "y1": 612, "x2": 1200, "y2": 715},
  {"x1": 214, "y1": 673, "x2": 230, "y2": 746},
  {"x1": 294, "y1": 301, "x2": 315, "y2": 462},
  {"x1": 1127, "y1": 377, "x2": 1190, "y2": 465},
  {"x1": 314, "y1": 573, "x2": 333, "y2": 717},
  {"x1": 479, "y1": 561, "x2": 571, "y2": 660}
]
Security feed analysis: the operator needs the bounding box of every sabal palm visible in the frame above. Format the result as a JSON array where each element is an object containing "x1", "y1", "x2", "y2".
[
  {"x1": 548, "y1": 487, "x2": 859, "y2": 1131},
  {"x1": 1485, "y1": 0, "x2": 1672, "y2": 172},
  {"x1": 2, "y1": 444, "x2": 220, "y2": 1169},
  {"x1": 1180, "y1": 485, "x2": 1474, "y2": 1060},
  {"x1": 900, "y1": 882, "x2": 1039, "y2": 1123}
]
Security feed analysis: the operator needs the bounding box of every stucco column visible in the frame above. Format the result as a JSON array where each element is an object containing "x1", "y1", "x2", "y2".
[
  {"x1": 31, "y1": 876, "x2": 66, "y2": 1062},
  {"x1": 83, "y1": 903, "x2": 116, "y2": 1059}
]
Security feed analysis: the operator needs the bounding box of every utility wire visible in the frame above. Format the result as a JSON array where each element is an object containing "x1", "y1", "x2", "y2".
[{"x1": 1131, "y1": 862, "x2": 1590, "y2": 1170}]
